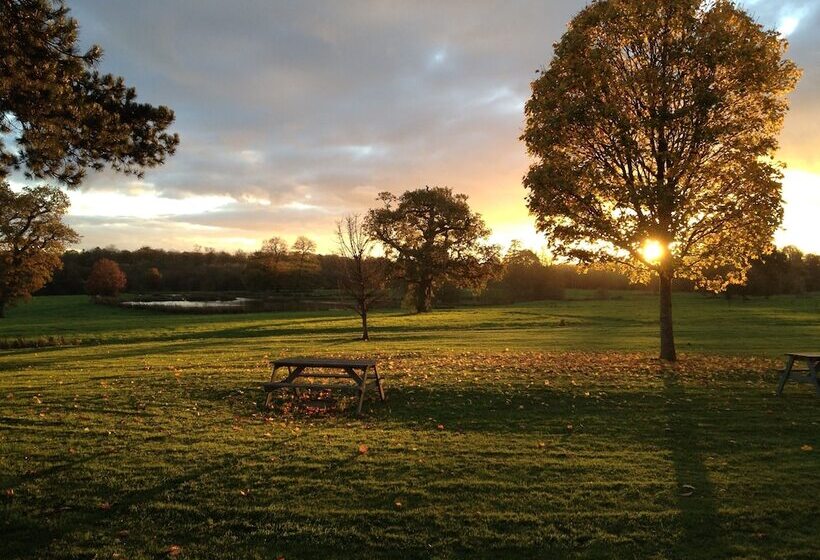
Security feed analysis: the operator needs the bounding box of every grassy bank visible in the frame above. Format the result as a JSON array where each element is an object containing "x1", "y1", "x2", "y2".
[{"x1": 1, "y1": 291, "x2": 819, "y2": 355}]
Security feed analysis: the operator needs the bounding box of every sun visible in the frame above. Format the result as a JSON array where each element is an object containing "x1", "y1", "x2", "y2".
[{"x1": 640, "y1": 239, "x2": 666, "y2": 264}]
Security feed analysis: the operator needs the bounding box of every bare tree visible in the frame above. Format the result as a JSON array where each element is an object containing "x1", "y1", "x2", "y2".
[{"x1": 336, "y1": 215, "x2": 387, "y2": 341}]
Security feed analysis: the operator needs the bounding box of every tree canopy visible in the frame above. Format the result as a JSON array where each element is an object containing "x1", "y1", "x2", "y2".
[
  {"x1": 0, "y1": 0, "x2": 179, "y2": 187},
  {"x1": 521, "y1": 0, "x2": 800, "y2": 359},
  {"x1": 366, "y1": 186, "x2": 499, "y2": 313},
  {"x1": 0, "y1": 182, "x2": 78, "y2": 316},
  {"x1": 85, "y1": 258, "x2": 127, "y2": 297}
]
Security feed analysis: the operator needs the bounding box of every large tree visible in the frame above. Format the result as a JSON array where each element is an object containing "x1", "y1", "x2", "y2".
[
  {"x1": 1, "y1": 1, "x2": 178, "y2": 312},
  {"x1": 0, "y1": 183, "x2": 78, "y2": 316},
  {"x1": 366, "y1": 186, "x2": 499, "y2": 313},
  {"x1": 521, "y1": 0, "x2": 800, "y2": 360},
  {"x1": 1, "y1": 0, "x2": 179, "y2": 186}
]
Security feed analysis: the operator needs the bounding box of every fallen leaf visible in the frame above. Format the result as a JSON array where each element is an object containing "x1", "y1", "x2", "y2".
[
  {"x1": 167, "y1": 545, "x2": 182, "y2": 557},
  {"x1": 801, "y1": 444, "x2": 813, "y2": 452},
  {"x1": 681, "y1": 484, "x2": 696, "y2": 497},
  {"x1": 358, "y1": 444, "x2": 369, "y2": 455},
  {"x1": 437, "y1": 424, "x2": 444, "y2": 430},
  {"x1": 99, "y1": 501, "x2": 112, "y2": 511},
  {"x1": 394, "y1": 500, "x2": 403, "y2": 510},
  {"x1": 537, "y1": 442, "x2": 546, "y2": 448},
  {"x1": 4, "y1": 488, "x2": 13, "y2": 498}
]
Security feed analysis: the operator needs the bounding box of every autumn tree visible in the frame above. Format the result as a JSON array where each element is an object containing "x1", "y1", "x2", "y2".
[
  {"x1": 366, "y1": 186, "x2": 500, "y2": 313},
  {"x1": 521, "y1": 0, "x2": 800, "y2": 360},
  {"x1": 0, "y1": 183, "x2": 79, "y2": 317},
  {"x1": 0, "y1": 0, "x2": 179, "y2": 186},
  {"x1": 336, "y1": 215, "x2": 388, "y2": 340},
  {"x1": 85, "y1": 258, "x2": 127, "y2": 297}
]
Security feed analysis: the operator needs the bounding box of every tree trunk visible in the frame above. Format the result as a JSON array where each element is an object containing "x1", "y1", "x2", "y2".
[
  {"x1": 361, "y1": 310, "x2": 369, "y2": 341},
  {"x1": 415, "y1": 278, "x2": 433, "y2": 313},
  {"x1": 659, "y1": 272, "x2": 676, "y2": 361}
]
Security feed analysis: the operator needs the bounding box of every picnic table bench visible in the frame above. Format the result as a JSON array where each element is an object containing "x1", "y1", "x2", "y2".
[
  {"x1": 263, "y1": 357, "x2": 385, "y2": 414},
  {"x1": 776, "y1": 352, "x2": 820, "y2": 396}
]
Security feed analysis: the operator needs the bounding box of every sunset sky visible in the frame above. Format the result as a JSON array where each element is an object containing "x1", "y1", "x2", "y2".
[{"x1": 23, "y1": 0, "x2": 820, "y2": 254}]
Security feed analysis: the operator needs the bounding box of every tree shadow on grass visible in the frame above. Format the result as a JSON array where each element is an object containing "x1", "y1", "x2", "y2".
[
  {"x1": 662, "y1": 372, "x2": 727, "y2": 559},
  {"x1": 1, "y1": 435, "x2": 299, "y2": 559}
]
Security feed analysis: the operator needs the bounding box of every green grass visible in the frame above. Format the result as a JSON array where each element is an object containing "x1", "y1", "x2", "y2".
[
  {"x1": 1, "y1": 293, "x2": 819, "y2": 559},
  {"x1": 2, "y1": 291, "x2": 819, "y2": 354}
]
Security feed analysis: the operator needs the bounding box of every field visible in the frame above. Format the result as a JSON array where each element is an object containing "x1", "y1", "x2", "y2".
[{"x1": 1, "y1": 292, "x2": 819, "y2": 559}]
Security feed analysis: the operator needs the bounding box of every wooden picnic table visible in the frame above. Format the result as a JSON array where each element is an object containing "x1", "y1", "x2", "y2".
[
  {"x1": 776, "y1": 352, "x2": 820, "y2": 396},
  {"x1": 263, "y1": 357, "x2": 385, "y2": 414}
]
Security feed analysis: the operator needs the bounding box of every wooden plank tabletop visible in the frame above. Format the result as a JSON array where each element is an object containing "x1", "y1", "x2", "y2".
[
  {"x1": 271, "y1": 357, "x2": 377, "y2": 368},
  {"x1": 785, "y1": 352, "x2": 820, "y2": 360}
]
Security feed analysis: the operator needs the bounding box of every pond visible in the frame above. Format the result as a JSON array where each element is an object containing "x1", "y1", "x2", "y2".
[{"x1": 121, "y1": 297, "x2": 253, "y2": 310}]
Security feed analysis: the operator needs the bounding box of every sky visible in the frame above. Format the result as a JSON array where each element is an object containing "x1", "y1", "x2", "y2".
[{"x1": 30, "y1": 0, "x2": 820, "y2": 254}]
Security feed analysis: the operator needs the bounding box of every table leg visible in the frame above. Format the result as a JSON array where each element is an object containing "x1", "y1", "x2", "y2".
[
  {"x1": 373, "y1": 365, "x2": 386, "y2": 402},
  {"x1": 808, "y1": 359, "x2": 820, "y2": 396},
  {"x1": 356, "y1": 367, "x2": 369, "y2": 415},
  {"x1": 265, "y1": 365, "x2": 283, "y2": 408},
  {"x1": 777, "y1": 355, "x2": 795, "y2": 396}
]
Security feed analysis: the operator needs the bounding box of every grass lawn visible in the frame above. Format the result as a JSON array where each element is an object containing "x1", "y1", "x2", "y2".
[{"x1": 1, "y1": 293, "x2": 819, "y2": 559}]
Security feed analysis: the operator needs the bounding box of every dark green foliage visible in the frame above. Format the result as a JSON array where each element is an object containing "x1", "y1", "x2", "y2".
[
  {"x1": 37, "y1": 246, "x2": 820, "y2": 305},
  {"x1": 366, "y1": 187, "x2": 500, "y2": 313},
  {"x1": 0, "y1": 0, "x2": 178, "y2": 186}
]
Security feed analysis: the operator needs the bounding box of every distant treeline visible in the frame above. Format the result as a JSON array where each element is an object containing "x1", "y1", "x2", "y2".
[{"x1": 38, "y1": 245, "x2": 820, "y2": 305}]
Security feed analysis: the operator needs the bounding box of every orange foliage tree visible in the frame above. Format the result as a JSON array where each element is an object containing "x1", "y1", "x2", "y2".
[
  {"x1": 521, "y1": 0, "x2": 800, "y2": 360},
  {"x1": 86, "y1": 258, "x2": 127, "y2": 297},
  {"x1": 0, "y1": 184, "x2": 79, "y2": 317}
]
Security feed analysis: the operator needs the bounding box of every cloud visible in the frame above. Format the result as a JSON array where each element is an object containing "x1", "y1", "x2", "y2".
[{"x1": 61, "y1": 0, "x2": 820, "y2": 253}]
